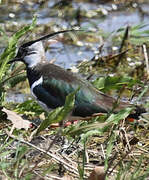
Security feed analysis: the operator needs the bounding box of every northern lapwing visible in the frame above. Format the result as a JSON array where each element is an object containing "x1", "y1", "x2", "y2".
[{"x1": 8, "y1": 30, "x2": 145, "y2": 120}]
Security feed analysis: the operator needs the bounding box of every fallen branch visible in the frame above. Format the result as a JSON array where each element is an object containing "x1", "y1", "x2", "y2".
[
  {"x1": 5, "y1": 130, "x2": 79, "y2": 176},
  {"x1": 143, "y1": 43, "x2": 149, "y2": 79}
]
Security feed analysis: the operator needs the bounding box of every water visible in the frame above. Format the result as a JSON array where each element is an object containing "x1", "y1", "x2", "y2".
[{"x1": 6, "y1": 92, "x2": 30, "y2": 103}]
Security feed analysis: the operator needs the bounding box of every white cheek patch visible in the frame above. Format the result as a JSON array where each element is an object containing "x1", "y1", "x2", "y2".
[
  {"x1": 30, "y1": 76, "x2": 51, "y2": 112},
  {"x1": 24, "y1": 54, "x2": 41, "y2": 68},
  {"x1": 23, "y1": 41, "x2": 46, "y2": 68}
]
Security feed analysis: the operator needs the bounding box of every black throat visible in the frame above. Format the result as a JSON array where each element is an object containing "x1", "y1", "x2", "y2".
[{"x1": 26, "y1": 67, "x2": 41, "y2": 87}]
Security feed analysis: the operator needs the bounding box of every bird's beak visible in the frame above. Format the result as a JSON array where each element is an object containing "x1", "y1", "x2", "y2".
[{"x1": 8, "y1": 57, "x2": 21, "y2": 64}]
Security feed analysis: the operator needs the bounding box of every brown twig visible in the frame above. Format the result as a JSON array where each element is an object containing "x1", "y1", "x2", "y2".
[
  {"x1": 143, "y1": 43, "x2": 149, "y2": 79},
  {"x1": 107, "y1": 148, "x2": 132, "y2": 177},
  {"x1": 6, "y1": 130, "x2": 79, "y2": 176}
]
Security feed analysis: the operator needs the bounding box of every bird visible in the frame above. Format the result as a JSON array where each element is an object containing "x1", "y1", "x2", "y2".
[{"x1": 8, "y1": 30, "x2": 145, "y2": 120}]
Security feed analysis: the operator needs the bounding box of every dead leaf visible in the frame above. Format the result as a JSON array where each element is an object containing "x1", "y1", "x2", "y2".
[
  {"x1": 88, "y1": 166, "x2": 105, "y2": 180},
  {"x1": 2, "y1": 108, "x2": 31, "y2": 130}
]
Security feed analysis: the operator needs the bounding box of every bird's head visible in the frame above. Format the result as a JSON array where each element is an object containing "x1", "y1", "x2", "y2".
[
  {"x1": 8, "y1": 29, "x2": 79, "y2": 68},
  {"x1": 9, "y1": 41, "x2": 46, "y2": 68}
]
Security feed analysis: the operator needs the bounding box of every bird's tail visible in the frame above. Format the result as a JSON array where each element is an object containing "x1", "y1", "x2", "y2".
[{"x1": 129, "y1": 105, "x2": 146, "y2": 119}]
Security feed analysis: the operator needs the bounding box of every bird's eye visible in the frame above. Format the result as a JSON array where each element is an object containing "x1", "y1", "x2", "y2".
[
  {"x1": 15, "y1": 46, "x2": 28, "y2": 60},
  {"x1": 17, "y1": 46, "x2": 36, "y2": 58},
  {"x1": 26, "y1": 47, "x2": 36, "y2": 56},
  {"x1": 27, "y1": 51, "x2": 36, "y2": 56}
]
